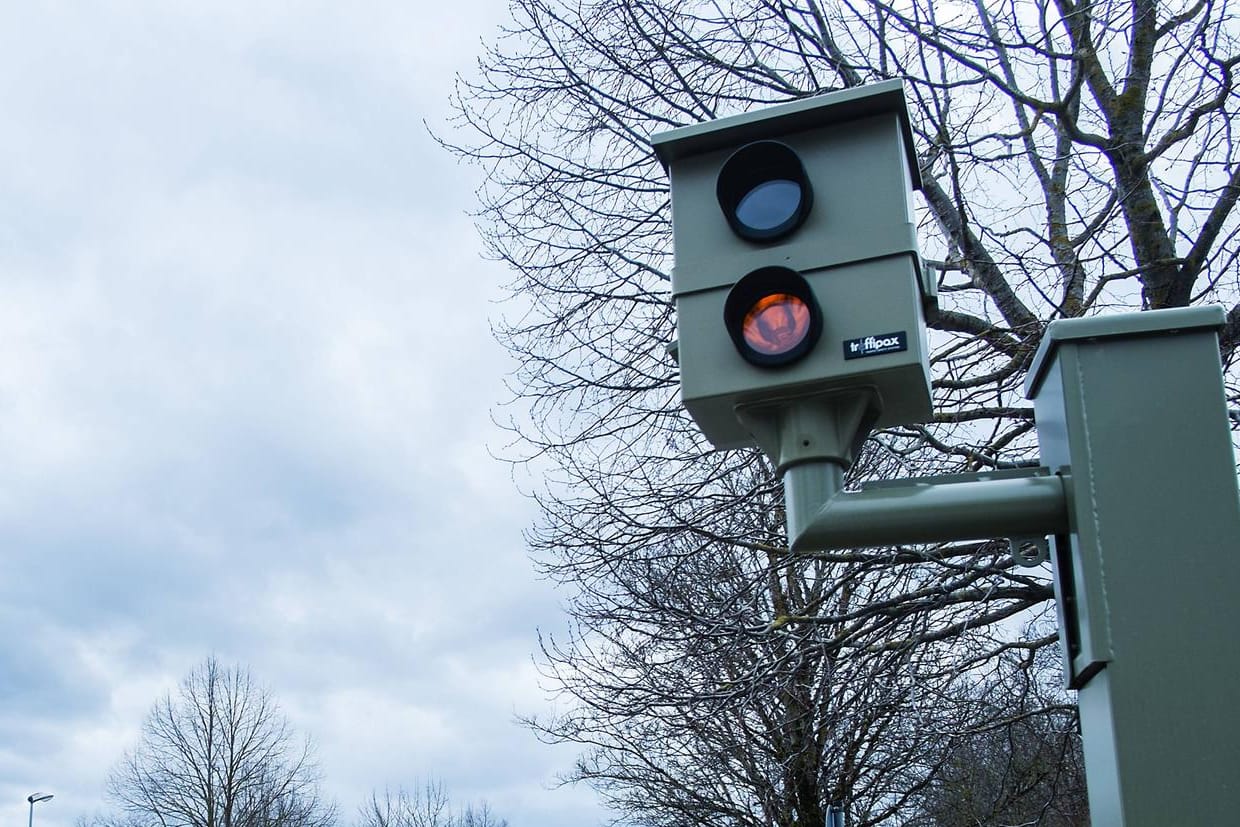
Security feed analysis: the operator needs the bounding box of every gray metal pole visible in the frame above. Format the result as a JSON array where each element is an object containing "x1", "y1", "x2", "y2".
[
  {"x1": 27, "y1": 794, "x2": 52, "y2": 827},
  {"x1": 1026, "y1": 306, "x2": 1240, "y2": 825}
]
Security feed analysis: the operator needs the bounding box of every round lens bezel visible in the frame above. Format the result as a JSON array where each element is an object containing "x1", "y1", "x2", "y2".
[{"x1": 716, "y1": 141, "x2": 814, "y2": 243}]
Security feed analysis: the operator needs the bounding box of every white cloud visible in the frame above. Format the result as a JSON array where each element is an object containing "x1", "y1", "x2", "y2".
[{"x1": 0, "y1": 3, "x2": 603, "y2": 827}]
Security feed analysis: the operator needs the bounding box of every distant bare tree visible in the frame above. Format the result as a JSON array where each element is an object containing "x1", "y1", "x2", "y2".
[
  {"x1": 105, "y1": 657, "x2": 335, "y2": 827},
  {"x1": 359, "y1": 783, "x2": 450, "y2": 827},
  {"x1": 358, "y1": 783, "x2": 506, "y2": 827},
  {"x1": 454, "y1": 804, "x2": 506, "y2": 827}
]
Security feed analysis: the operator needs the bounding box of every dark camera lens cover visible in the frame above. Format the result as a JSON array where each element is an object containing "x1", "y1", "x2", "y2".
[{"x1": 717, "y1": 141, "x2": 813, "y2": 242}]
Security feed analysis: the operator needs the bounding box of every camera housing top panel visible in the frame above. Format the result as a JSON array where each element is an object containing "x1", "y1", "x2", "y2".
[{"x1": 652, "y1": 81, "x2": 935, "y2": 450}]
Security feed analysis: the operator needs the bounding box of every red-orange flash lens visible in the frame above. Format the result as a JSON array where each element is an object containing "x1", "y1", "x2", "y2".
[{"x1": 742, "y1": 293, "x2": 811, "y2": 355}]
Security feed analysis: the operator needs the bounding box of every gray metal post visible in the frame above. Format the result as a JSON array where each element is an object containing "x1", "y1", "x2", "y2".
[{"x1": 1025, "y1": 306, "x2": 1240, "y2": 825}]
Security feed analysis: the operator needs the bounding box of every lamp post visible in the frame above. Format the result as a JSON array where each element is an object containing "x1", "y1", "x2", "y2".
[{"x1": 27, "y1": 792, "x2": 53, "y2": 827}]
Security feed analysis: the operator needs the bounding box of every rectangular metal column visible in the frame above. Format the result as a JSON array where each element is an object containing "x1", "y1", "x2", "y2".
[{"x1": 1026, "y1": 306, "x2": 1240, "y2": 824}]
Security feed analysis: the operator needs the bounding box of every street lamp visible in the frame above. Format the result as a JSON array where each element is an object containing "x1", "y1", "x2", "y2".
[{"x1": 27, "y1": 792, "x2": 53, "y2": 827}]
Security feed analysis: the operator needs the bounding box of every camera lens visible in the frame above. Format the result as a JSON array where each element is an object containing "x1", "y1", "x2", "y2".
[{"x1": 735, "y1": 179, "x2": 804, "y2": 235}]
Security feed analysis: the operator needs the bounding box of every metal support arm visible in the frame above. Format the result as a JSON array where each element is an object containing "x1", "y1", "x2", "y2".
[{"x1": 789, "y1": 470, "x2": 1071, "y2": 552}]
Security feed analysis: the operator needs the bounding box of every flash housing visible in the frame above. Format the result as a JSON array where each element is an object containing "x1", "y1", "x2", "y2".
[{"x1": 724, "y1": 266, "x2": 822, "y2": 366}]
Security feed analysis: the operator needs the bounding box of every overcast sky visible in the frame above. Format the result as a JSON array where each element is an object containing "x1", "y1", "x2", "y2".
[{"x1": 0, "y1": 3, "x2": 607, "y2": 826}]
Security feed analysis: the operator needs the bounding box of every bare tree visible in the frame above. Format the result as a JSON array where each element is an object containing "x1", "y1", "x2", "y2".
[
  {"x1": 105, "y1": 657, "x2": 335, "y2": 827},
  {"x1": 454, "y1": 803, "x2": 506, "y2": 827},
  {"x1": 905, "y1": 649, "x2": 1089, "y2": 827},
  {"x1": 909, "y1": 712, "x2": 1088, "y2": 827},
  {"x1": 447, "y1": 0, "x2": 1238, "y2": 824},
  {"x1": 358, "y1": 783, "x2": 507, "y2": 827}
]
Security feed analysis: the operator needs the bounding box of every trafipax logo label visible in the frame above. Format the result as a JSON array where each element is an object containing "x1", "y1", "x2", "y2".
[{"x1": 843, "y1": 331, "x2": 908, "y2": 360}]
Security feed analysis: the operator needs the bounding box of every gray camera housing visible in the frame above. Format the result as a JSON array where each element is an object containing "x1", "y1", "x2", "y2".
[{"x1": 652, "y1": 81, "x2": 935, "y2": 450}]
